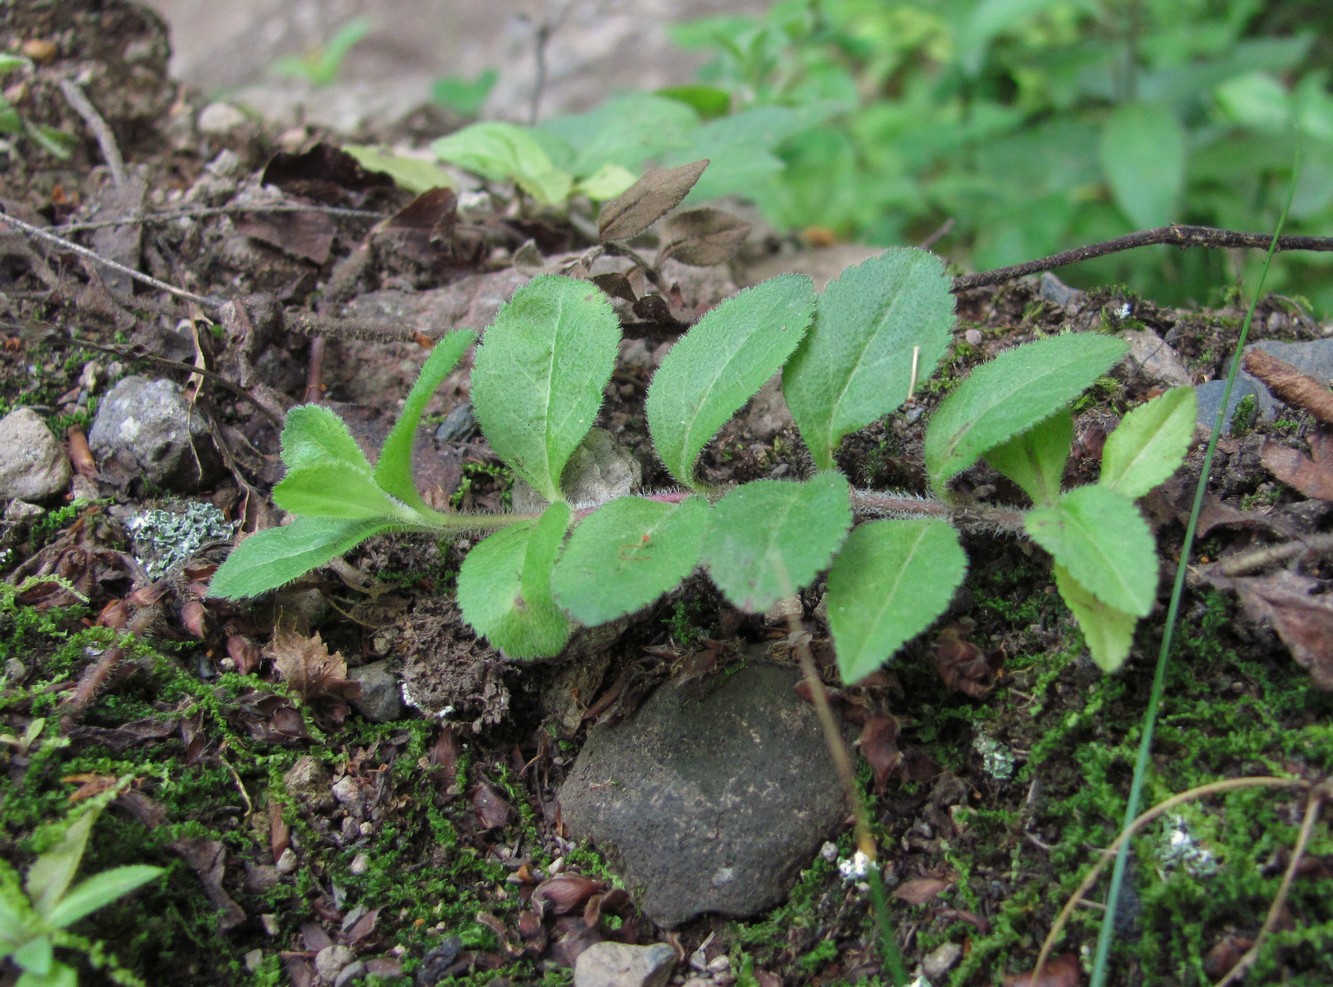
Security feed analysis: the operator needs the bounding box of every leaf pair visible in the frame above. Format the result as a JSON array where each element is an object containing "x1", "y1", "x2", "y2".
[
  {"x1": 925, "y1": 332, "x2": 1197, "y2": 670},
  {"x1": 208, "y1": 330, "x2": 478, "y2": 600}
]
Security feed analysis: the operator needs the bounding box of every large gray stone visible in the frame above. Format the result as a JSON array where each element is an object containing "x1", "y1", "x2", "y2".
[
  {"x1": 1195, "y1": 339, "x2": 1333, "y2": 434},
  {"x1": 88, "y1": 376, "x2": 221, "y2": 491},
  {"x1": 0, "y1": 408, "x2": 71, "y2": 502},
  {"x1": 559, "y1": 659, "x2": 847, "y2": 928}
]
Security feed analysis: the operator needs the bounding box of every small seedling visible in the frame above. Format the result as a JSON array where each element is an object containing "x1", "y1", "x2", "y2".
[
  {"x1": 0, "y1": 782, "x2": 163, "y2": 987},
  {"x1": 271, "y1": 17, "x2": 372, "y2": 88},
  {"x1": 209, "y1": 221, "x2": 1195, "y2": 681}
]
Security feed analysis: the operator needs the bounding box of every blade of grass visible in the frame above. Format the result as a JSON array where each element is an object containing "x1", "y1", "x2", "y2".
[{"x1": 1086, "y1": 161, "x2": 1298, "y2": 987}]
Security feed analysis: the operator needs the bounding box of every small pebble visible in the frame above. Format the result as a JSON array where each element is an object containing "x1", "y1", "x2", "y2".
[
  {"x1": 275, "y1": 847, "x2": 298, "y2": 874},
  {"x1": 349, "y1": 853, "x2": 370, "y2": 876}
]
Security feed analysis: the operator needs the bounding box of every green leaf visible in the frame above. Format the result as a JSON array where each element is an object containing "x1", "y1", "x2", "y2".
[
  {"x1": 1025, "y1": 485, "x2": 1157, "y2": 616},
  {"x1": 457, "y1": 504, "x2": 572, "y2": 658},
  {"x1": 472, "y1": 276, "x2": 620, "y2": 503},
  {"x1": 342, "y1": 145, "x2": 457, "y2": 194},
  {"x1": 647, "y1": 275, "x2": 816, "y2": 489},
  {"x1": 375, "y1": 330, "x2": 476, "y2": 510},
  {"x1": 274, "y1": 462, "x2": 417, "y2": 522},
  {"x1": 280, "y1": 405, "x2": 373, "y2": 472},
  {"x1": 25, "y1": 812, "x2": 94, "y2": 917},
  {"x1": 14, "y1": 936, "x2": 53, "y2": 976},
  {"x1": 783, "y1": 248, "x2": 955, "y2": 470},
  {"x1": 1100, "y1": 101, "x2": 1186, "y2": 228},
  {"x1": 1054, "y1": 564, "x2": 1138, "y2": 673},
  {"x1": 551, "y1": 496, "x2": 709, "y2": 625},
  {"x1": 44, "y1": 866, "x2": 163, "y2": 930},
  {"x1": 702, "y1": 473, "x2": 852, "y2": 613},
  {"x1": 984, "y1": 409, "x2": 1072, "y2": 507},
  {"x1": 573, "y1": 163, "x2": 637, "y2": 201},
  {"x1": 430, "y1": 121, "x2": 573, "y2": 205},
  {"x1": 536, "y1": 93, "x2": 699, "y2": 177},
  {"x1": 430, "y1": 68, "x2": 498, "y2": 117},
  {"x1": 206, "y1": 517, "x2": 398, "y2": 599},
  {"x1": 827, "y1": 519, "x2": 967, "y2": 683},
  {"x1": 1099, "y1": 387, "x2": 1197, "y2": 499},
  {"x1": 924, "y1": 334, "x2": 1128, "y2": 494}
]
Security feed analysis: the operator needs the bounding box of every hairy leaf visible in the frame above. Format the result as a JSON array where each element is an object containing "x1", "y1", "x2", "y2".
[
  {"x1": 647, "y1": 275, "x2": 815, "y2": 489},
  {"x1": 827, "y1": 519, "x2": 967, "y2": 683},
  {"x1": 1054, "y1": 564, "x2": 1138, "y2": 672},
  {"x1": 1100, "y1": 101, "x2": 1185, "y2": 229},
  {"x1": 472, "y1": 276, "x2": 620, "y2": 503},
  {"x1": 925, "y1": 333, "x2": 1128, "y2": 493},
  {"x1": 1100, "y1": 386, "x2": 1196, "y2": 499},
  {"x1": 598, "y1": 159, "x2": 709, "y2": 241},
  {"x1": 702, "y1": 472, "x2": 852, "y2": 612},
  {"x1": 376, "y1": 330, "x2": 476, "y2": 510},
  {"x1": 552, "y1": 496, "x2": 709, "y2": 625},
  {"x1": 984, "y1": 408, "x2": 1072, "y2": 507},
  {"x1": 784, "y1": 248, "x2": 954, "y2": 470},
  {"x1": 1026, "y1": 485, "x2": 1156, "y2": 616},
  {"x1": 207, "y1": 517, "x2": 398, "y2": 599},
  {"x1": 280, "y1": 405, "x2": 373, "y2": 472},
  {"x1": 457, "y1": 503, "x2": 572, "y2": 658},
  {"x1": 274, "y1": 462, "x2": 417, "y2": 522}
]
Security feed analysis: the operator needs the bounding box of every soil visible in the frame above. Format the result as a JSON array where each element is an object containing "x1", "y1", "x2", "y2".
[{"x1": 1, "y1": 4, "x2": 1331, "y2": 987}]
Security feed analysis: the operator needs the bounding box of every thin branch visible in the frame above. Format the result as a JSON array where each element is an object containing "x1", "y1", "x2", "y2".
[
  {"x1": 0, "y1": 210, "x2": 223, "y2": 311},
  {"x1": 1033, "y1": 776, "x2": 1310, "y2": 983},
  {"x1": 952, "y1": 225, "x2": 1333, "y2": 294},
  {"x1": 49, "y1": 203, "x2": 385, "y2": 234},
  {"x1": 1213, "y1": 784, "x2": 1327, "y2": 987},
  {"x1": 58, "y1": 78, "x2": 126, "y2": 186}
]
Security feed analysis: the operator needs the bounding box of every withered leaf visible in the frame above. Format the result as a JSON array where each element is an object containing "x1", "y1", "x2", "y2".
[
  {"x1": 658, "y1": 206, "x2": 752, "y2": 267},
  {"x1": 591, "y1": 271, "x2": 638, "y2": 304},
  {"x1": 1260, "y1": 431, "x2": 1333, "y2": 501},
  {"x1": 531, "y1": 874, "x2": 608, "y2": 917},
  {"x1": 171, "y1": 836, "x2": 247, "y2": 931},
  {"x1": 469, "y1": 778, "x2": 514, "y2": 831},
  {"x1": 598, "y1": 159, "x2": 709, "y2": 242},
  {"x1": 934, "y1": 621, "x2": 1000, "y2": 697},
  {"x1": 265, "y1": 626, "x2": 362, "y2": 703},
  {"x1": 1225, "y1": 569, "x2": 1333, "y2": 690},
  {"x1": 1002, "y1": 953, "x2": 1082, "y2": 987},
  {"x1": 893, "y1": 876, "x2": 951, "y2": 905},
  {"x1": 261, "y1": 142, "x2": 396, "y2": 202},
  {"x1": 234, "y1": 210, "x2": 336, "y2": 265},
  {"x1": 858, "y1": 714, "x2": 902, "y2": 793}
]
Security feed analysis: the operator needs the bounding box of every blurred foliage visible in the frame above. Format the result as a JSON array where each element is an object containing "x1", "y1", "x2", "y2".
[{"x1": 666, "y1": 0, "x2": 1333, "y2": 313}]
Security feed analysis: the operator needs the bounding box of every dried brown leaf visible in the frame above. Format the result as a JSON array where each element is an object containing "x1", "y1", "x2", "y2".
[
  {"x1": 265, "y1": 626, "x2": 361, "y2": 703},
  {"x1": 172, "y1": 836, "x2": 247, "y2": 931},
  {"x1": 1260, "y1": 431, "x2": 1333, "y2": 500},
  {"x1": 532, "y1": 874, "x2": 608, "y2": 917},
  {"x1": 469, "y1": 779, "x2": 514, "y2": 831},
  {"x1": 234, "y1": 210, "x2": 336, "y2": 265},
  {"x1": 658, "y1": 206, "x2": 751, "y2": 266},
  {"x1": 858, "y1": 714, "x2": 902, "y2": 793},
  {"x1": 934, "y1": 621, "x2": 1000, "y2": 697},
  {"x1": 598, "y1": 159, "x2": 709, "y2": 242},
  {"x1": 1227, "y1": 569, "x2": 1333, "y2": 690},
  {"x1": 893, "y1": 876, "x2": 951, "y2": 905}
]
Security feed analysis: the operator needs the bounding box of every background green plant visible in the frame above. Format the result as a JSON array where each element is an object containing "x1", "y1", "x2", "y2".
[
  {"x1": 416, "y1": 0, "x2": 1330, "y2": 314},
  {"x1": 670, "y1": 0, "x2": 1333, "y2": 314}
]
